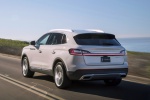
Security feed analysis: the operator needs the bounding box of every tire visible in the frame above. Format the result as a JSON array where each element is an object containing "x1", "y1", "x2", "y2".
[
  {"x1": 54, "y1": 62, "x2": 71, "y2": 89},
  {"x1": 104, "y1": 78, "x2": 122, "y2": 86},
  {"x1": 22, "y1": 57, "x2": 34, "y2": 78}
]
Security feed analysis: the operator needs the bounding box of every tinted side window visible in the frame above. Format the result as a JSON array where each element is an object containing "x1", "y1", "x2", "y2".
[
  {"x1": 74, "y1": 33, "x2": 120, "y2": 46},
  {"x1": 36, "y1": 33, "x2": 50, "y2": 45},
  {"x1": 62, "y1": 34, "x2": 67, "y2": 44},
  {"x1": 48, "y1": 33, "x2": 66, "y2": 45}
]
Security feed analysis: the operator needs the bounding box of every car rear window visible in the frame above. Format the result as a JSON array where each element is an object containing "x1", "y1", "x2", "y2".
[{"x1": 74, "y1": 33, "x2": 120, "y2": 46}]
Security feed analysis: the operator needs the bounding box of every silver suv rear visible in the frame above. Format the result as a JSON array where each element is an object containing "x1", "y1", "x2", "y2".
[{"x1": 21, "y1": 29, "x2": 128, "y2": 88}]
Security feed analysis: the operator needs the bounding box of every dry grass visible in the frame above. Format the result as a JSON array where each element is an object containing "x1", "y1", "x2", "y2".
[{"x1": 128, "y1": 51, "x2": 150, "y2": 79}]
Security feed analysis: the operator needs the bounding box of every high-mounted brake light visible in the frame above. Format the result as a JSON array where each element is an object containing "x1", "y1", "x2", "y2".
[{"x1": 69, "y1": 49, "x2": 90, "y2": 56}]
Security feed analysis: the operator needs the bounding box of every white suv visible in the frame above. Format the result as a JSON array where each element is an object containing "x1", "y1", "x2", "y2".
[{"x1": 21, "y1": 29, "x2": 128, "y2": 88}]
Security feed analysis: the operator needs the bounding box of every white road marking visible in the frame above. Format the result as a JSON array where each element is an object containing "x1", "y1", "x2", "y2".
[
  {"x1": 31, "y1": 82, "x2": 54, "y2": 91},
  {"x1": 0, "y1": 74, "x2": 65, "y2": 100}
]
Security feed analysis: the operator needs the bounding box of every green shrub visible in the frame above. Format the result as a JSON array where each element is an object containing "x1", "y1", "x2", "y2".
[
  {"x1": 0, "y1": 38, "x2": 28, "y2": 48},
  {"x1": 0, "y1": 38, "x2": 29, "y2": 56}
]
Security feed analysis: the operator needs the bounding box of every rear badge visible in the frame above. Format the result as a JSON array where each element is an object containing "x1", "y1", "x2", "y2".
[{"x1": 101, "y1": 56, "x2": 110, "y2": 62}]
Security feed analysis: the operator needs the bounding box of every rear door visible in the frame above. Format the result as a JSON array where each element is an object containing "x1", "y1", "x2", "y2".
[
  {"x1": 44, "y1": 33, "x2": 67, "y2": 69},
  {"x1": 74, "y1": 33, "x2": 125, "y2": 66}
]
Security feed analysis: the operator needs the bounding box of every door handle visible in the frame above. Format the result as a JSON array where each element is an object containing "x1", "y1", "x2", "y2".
[
  {"x1": 52, "y1": 51, "x2": 55, "y2": 54},
  {"x1": 39, "y1": 50, "x2": 42, "y2": 53}
]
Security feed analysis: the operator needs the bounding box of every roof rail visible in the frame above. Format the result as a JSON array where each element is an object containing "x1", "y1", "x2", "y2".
[
  {"x1": 49, "y1": 29, "x2": 73, "y2": 32},
  {"x1": 86, "y1": 29, "x2": 104, "y2": 33}
]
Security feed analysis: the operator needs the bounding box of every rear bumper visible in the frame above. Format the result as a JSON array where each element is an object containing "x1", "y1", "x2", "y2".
[{"x1": 67, "y1": 68, "x2": 128, "y2": 80}]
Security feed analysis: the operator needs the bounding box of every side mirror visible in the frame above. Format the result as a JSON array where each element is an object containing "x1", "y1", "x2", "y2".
[{"x1": 30, "y1": 41, "x2": 35, "y2": 45}]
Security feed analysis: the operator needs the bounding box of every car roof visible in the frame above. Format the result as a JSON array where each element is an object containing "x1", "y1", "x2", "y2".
[{"x1": 48, "y1": 29, "x2": 108, "y2": 36}]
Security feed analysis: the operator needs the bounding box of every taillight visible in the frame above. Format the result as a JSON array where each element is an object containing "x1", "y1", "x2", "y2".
[
  {"x1": 69, "y1": 49, "x2": 90, "y2": 56},
  {"x1": 120, "y1": 50, "x2": 127, "y2": 56}
]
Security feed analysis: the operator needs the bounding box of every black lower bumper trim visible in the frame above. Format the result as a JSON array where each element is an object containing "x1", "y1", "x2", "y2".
[{"x1": 67, "y1": 68, "x2": 128, "y2": 80}]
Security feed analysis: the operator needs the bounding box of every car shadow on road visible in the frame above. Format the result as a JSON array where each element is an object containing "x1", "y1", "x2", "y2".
[
  {"x1": 33, "y1": 75, "x2": 150, "y2": 100},
  {"x1": 33, "y1": 74, "x2": 54, "y2": 82},
  {"x1": 70, "y1": 80, "x2": 150, "y2": 100}
]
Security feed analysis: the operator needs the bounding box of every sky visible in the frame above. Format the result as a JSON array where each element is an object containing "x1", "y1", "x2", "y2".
[{"x1": 0, "y1": 0, "x2": 150, "y2": 41}]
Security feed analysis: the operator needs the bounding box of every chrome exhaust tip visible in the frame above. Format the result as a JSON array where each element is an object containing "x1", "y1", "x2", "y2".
[{"x1": 80, "y1": 74, "x2": 93, "y2": 80}]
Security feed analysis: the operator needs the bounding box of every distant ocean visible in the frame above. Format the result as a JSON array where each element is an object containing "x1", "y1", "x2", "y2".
[{"x1": 118, "y1": 37, "x2": 150, "y2": 53}]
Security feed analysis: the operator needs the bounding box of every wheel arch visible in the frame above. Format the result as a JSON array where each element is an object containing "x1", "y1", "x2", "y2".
[
  {"x1": 52, "y1": 57, "x2": 68, "y2": 75},
  {"x1": 21, "y1": 54, "x2": 28, "y2": 66}
]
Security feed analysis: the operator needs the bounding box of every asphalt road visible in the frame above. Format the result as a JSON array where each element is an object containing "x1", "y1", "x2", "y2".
[{"x1": 0, "y1": 54, "x2": 150, "y2": 100}]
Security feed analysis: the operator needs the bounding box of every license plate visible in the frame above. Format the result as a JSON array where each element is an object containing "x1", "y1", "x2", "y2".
[{"x1": 101, "y1": 56, "x2": 110, "y2": 62}]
